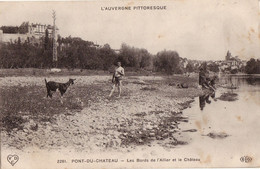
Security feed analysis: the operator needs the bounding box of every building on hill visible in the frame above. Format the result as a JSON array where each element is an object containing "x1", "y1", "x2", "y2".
[
  {"x1": 216, "y1": 50, "x2": 246, "y2": 73},
  {"x1": 27, "y1": 22, "x2": 58, "y2": 39},
  {"x1": 225, "y1": 50, "x2": 242, "y2": 67},
  {"x1": 225, "y1": 50, "x2": 232, "y2": 60},
  {"x1": 0, "y1": 21, "x2": 59, "y2": 44}
]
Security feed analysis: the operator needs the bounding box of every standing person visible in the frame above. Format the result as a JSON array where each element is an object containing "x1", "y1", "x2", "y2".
[
  {"x1": 109, "y1": 62, "x2": 124, "y2": 98},
  {"x1": 199, "y1": 66, "x2": 210, "y2": 89},
  {"x1": 199, "y1": 67, "x2": 207, "y2": 89}
]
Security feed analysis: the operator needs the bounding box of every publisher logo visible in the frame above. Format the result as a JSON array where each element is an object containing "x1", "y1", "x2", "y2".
[
  {"x1": 240, "y1": 156, "x2": 252, "y2": 163},
  {"x1": 7, "y1": 154, "x2": 19, "y2": 166}
]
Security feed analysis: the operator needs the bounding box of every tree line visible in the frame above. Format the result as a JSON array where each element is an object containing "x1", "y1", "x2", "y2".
[
  {"x1": 0, "y1": 32, "x2": 259, "y2": 74},
  {"x1": 1, "y1": 23, "x2": 29, "y2": 34},
  {"x1": 0, "y1": 32, "x2": 183, "y2": 73}
]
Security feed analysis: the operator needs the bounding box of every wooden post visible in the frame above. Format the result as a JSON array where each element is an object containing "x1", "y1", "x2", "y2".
[{"x1": 52, "y1": 10, "x2": 57, "y2": 67}]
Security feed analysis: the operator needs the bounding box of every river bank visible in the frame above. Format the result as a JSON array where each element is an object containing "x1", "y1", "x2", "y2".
[
  {"x1": 1, "y1": 74, "x2": 206, "y2": 152},
  {"x1": 1, "y1": 74, "x2": 259, "y2": 168}
]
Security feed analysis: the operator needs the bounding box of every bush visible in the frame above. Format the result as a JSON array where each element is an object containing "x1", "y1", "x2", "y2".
[
  {"x1": 153, "y1": 50, "x2": 180, "y2": 74},
  {"x1": 118, "y1": 43, "x2": 152, "y2": 69},
  {"x1": 245, "y1": 58, "x2": 260, "y2": 74},
  {"x1": 230, "y1": 69, "x2": 238, "y2": 74}
]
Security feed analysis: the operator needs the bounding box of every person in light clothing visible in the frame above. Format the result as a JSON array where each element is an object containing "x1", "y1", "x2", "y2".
[{"x1": 109, "y1": 62, "x2": 124, "y2": 98}]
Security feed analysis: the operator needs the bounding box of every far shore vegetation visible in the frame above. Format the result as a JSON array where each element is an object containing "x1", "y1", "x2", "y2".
[{"x1": 0, "y1": 33, "x2": 259, "y2": 75}]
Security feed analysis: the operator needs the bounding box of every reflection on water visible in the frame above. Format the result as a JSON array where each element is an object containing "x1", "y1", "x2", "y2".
[
  {"x1": 198, "y1": 75, "x2": 260, "y2": 110},
  {"x1": 181, "y1": 75, "x2": 260, "y2": 162},
  {"x1": 199, "y1": 91, "x2": 215, "y2": 110},
  {"x1": 219, "y1": 74, "x2": 260, "y2": 89},
  {"x1": 246, "y1": 77, "x2": 259, "y2": 85}
]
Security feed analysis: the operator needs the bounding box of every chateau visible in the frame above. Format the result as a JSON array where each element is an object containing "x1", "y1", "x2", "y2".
[
  {"x1": 0, "y1": 22, "x2": 59, "y2": 44},
  {"x1": 225, "y1": 50, "x2": 243, "y2": 67}
]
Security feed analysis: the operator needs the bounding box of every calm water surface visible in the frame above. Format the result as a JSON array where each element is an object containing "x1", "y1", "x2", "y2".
[{"x1": 178, "y1": 74, "x2": 260, "y2": 166}]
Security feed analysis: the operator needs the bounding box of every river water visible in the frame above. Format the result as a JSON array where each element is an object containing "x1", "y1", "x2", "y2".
[{"x1": 177, "y1": 74, "x2": 260, "y2": 167}]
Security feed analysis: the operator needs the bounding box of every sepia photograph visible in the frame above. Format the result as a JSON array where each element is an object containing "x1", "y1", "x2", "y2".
[{"x1": 0, "y1": 0, "x2": 260, "y2": 168}]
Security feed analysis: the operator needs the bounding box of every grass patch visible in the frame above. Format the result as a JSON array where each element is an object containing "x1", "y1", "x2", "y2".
[
  {"x1": 0, "y1": 68, "x2": 110, "y2": 77},
  {"x1": 1, "y1": 115, "x2": 27, "y2": 132},
  {"x1": 141, "y1": 86, "x2": 157, "y2": 91},
  {"x1": 0, "y1": 84, "x2": 108, "y2": 131}
]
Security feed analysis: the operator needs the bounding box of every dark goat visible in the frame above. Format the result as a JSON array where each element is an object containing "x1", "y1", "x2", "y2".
[{"x1": 45, "y1": 78, "x2": 76, "y2": 98}]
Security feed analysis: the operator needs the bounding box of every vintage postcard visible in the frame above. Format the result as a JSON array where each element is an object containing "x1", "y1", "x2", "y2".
[{"x1": 0, "y1": 0, "x2": 260, "y2": 168}]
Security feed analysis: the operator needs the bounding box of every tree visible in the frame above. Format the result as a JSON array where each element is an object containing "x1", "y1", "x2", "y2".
[
  {"x1": 17, "y1": 37, "x2": 21, "y2": 46},
  {"x1": 99, "y1": 44, "x2": 117, "y2": 70},
  {"x1": 1, "y1": 26, "x2": 19, "y2": 34},
  {"x1": 153, "y1": 50, "x2": 180, "y2": 74},
  {"x1": 245, "y1": 58, "x2": 260, "y2": 74},
  {"x1": 117, "y1": 43, "x2": 152, "y2": 69},
  {"x1": 208, "y1": 62, "x2": 219, "y2": 72},
  {"x1": 118, "y1": 43, "x2": 135, "y2": 67},
  {"x1": 140, "y1": 53, "x2": 151, "y2": 68},
  {"x1": 18, "y1": 22, "x2": 29, "y2": 34},
  {"x1": 44, "y1": 29, "x2": 50, "y2": 50},
  {"x1": 186, "y1": 62, "x2": 195, "y2": 72}
]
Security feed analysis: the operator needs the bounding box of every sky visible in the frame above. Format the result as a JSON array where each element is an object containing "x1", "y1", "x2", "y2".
[{"x1": 0, "y1": 0, "x2": 259, "y2": 60}]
